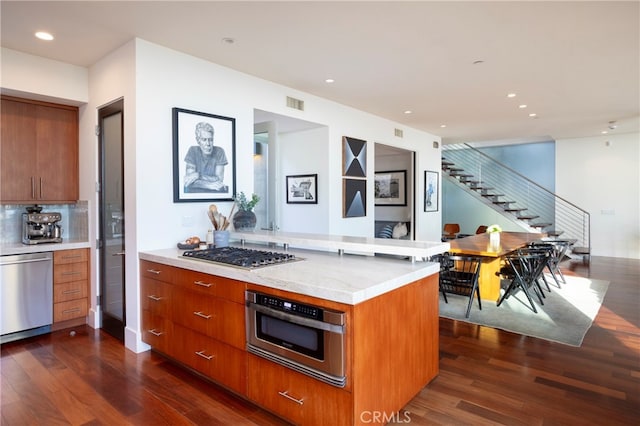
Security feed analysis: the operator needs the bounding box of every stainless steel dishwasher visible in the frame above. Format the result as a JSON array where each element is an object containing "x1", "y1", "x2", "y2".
[{"x1": 1, "y1": 252, "x2": 53, "y2": 344}]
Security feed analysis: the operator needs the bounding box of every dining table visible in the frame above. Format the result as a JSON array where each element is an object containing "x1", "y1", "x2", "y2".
[{"x1": 448, "y1": 231, "x2": 546, "y2": 301}]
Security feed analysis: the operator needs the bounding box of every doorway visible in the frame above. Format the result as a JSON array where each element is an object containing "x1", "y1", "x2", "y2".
[{"x1": 98, "y1": 99, "x2": 125, "y2": 341}]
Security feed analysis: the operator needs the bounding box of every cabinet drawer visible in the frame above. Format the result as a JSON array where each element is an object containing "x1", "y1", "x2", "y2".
[
  {"x1": 53, "y1": 280, "x2": 88, "y2": 303},
  {"x1": 141, "y1": 310, "x2": 172, "y2": 354},
  {"x1": 140, "y1": 260, "x2": 176, "y2": 284},
  {"x1": 54, "y1": 299, "x2": 88, "y2": 322},
  {"x1": 54, "y1": 262, "x2": 88, "y2": 284},
  {"x1": 172, "y1": 290, "x2": 245, "y2": 349},
  {"x1": 248, "y1": 354, "x2": 352, "y2": 426},
  {"x1": 141, "y1": 277, "x2": 172, "y2": 317},
  {"x1": 176, "y1": 269, "x2": 245, "y2": 303},
  {"x1": 54, "y1": 249, "x2": 88, "y2": 265},
  {"x1": 173, "y1": 324, "x2": 247, "y2": 396}
]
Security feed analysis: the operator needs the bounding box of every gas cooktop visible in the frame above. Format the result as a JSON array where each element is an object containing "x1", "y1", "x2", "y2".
[{"x1": 181, "y1": 246, "x2": 301, "y2": 269}]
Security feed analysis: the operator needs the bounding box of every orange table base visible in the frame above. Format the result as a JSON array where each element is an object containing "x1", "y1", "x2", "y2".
[{"x1": 448, "y1": 232, "x2": 545, "y2": 302}]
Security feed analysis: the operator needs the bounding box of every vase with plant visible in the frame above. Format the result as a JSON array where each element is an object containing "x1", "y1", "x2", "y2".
[
  {"x1": 486, "y1": 224, "x2": 502, "y2": 247},
  {"x1": 232, "y1": 191, "x2": 260, "y2": 231}
]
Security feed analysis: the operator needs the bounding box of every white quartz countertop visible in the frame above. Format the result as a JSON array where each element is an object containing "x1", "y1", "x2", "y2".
[
  {"x1": 139, "y1": 245, "x2": 441, "y2": 305},
  {"x1": 1, "y1": 239, "x2": 90, "y2": 256},
  {"x1": 230, "y1": 229, "x2": 449, "y2": 259}
]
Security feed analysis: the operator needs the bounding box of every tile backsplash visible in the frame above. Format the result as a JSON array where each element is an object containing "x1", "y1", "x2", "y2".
[{"x1": 0, "y1": 201, "x2": 89, "y2": 244}]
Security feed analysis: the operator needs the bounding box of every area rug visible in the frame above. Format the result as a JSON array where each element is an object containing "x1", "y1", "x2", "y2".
[{"x1": 438, "y1": 274, "x2": 610, "y2": 346}]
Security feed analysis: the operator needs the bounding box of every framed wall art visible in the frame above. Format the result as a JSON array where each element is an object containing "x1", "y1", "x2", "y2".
[
  {"x1": 343, "y1": 178, "x2": 366, "y2": 217},
  {"x1": 342, "y1": 136, "x2": 367, "y2": 177},
  {"x1": 286, "y1": 174, "x2": 318, "y2": 204},
  {"x1": 424, "y1": 170, "x2": 439, "y2": 212},
  {"x1": 374, "y1": 170, "x2": 406, "y2": 206},
  {"x1": 172, "y1": 107, "x2": 236, "y2": 202}
]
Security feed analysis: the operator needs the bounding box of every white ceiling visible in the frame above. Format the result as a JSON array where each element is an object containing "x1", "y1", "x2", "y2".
[{"x1": 2, "y1": 1, "x2": 638, "y2": 144}]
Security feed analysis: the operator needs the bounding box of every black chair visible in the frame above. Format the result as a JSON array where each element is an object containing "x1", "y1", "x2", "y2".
[
  {"x1": 527, "y1": 240, "x2": 570, "y2": 289},
  {"x1": 497, "y1": 248, "x2": 549, "y2": 313},
  {"x1": 437, "y1": 254, "x2": 483, "y2": 318}
]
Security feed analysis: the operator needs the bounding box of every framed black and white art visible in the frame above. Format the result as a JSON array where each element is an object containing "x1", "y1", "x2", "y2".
[
  {"x1": 374, "y1": 170, "x2": 406, "y2": 206},
  {"x1": 172, "y1": 107, "x2": 236, "y2": 203},
  {"x1": 286, "y1": 174, "x2": 318, "y2": 204}
]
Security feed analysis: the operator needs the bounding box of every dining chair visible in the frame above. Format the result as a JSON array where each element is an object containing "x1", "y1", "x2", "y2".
[
  {"x1": 497, "y1": 248, "x2": 549, "y2": 313},
  {"x1": 442, "y1": 223, "x2": 461, "y2": 241},
  {"x1": 527, "y1": 240, "x2": 570, "y2": 289},
  {"x1": 437, "y1": 254, "x2": 483, "y2": 318}
]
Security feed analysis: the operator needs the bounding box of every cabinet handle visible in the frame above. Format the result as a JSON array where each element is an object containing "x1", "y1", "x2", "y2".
[
  {"x1": 61, "y1": 254, "x2": 83, "y2": 259},
  {"x1": 194, "y1": 280, "x2": 213, "y2": 288},
  {"x1": 148, "y1": 329, "x2": 163, "y2": 336},
  {"x1": 147, "y1": 295, "x2": 162, "y2": 301},
  {"x1": 112, "y1": 251, "x2": 126, "y2": 256},
  {"x1": 31, "y1": 177, "x2": 36, "y2": 199},
  {"x1": 62, "y1": 289, "x2": 81, "y2": 295},
  {"x1": 39, "y1": 177, "x2": 43, "y2": 199},
  {"x1": 62, "y1": 271, "x2": 81, "y2": 276},
  {"x1": 278, "y1": 391, "x2": 304, "y2": 405},
  {"x1": 146, "y1": 269, "x2": 161, "y2": 275},
  {"x1": 62, "y1": 307, "x2": 81, "y2": 314},
  {"x1": 193, "y1": 311, "x2": 212, "y2": 319},
  {"x1": 195, "y1": 350, "x2": 214, "y2": 360}
]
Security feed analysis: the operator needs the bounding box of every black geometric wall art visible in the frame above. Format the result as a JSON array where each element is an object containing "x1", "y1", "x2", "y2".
[
  {"x1": 343, "y1": 178, "x2": 366, "y2": 218},
  {"x1": 342, "y1": 136, "x2": 367, "y2": 177}
]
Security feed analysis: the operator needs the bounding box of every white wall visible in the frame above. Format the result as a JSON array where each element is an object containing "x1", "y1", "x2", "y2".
[
  {"x1": 0, "y1": 47, "x2": 88, "y2": 104},
  {"x1": 556, "y1": 133, "x2": 640, "y2": 259},
  {"x1": 280, "y1": 127, "x2": 330, "y2": 234}
]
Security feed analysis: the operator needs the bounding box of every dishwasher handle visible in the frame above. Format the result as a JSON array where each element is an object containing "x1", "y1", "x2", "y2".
[{"x1": 0, "y1": 254, "x2": 52, "y2": 266}]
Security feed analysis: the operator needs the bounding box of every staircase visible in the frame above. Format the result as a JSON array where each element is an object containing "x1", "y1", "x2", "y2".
[{"x1": 442, "y1": 143, "x2": 591, "y2": 258}]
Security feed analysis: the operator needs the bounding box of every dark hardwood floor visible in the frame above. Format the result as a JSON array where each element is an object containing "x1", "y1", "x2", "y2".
[{"x1": 1, "y1": 256, "x2": 638, "y2": 425}]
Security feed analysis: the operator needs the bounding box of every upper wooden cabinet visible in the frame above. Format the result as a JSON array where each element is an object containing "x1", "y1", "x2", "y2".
[{"x1": 1, "y1": 96, "x2": 79, "y2": 203}]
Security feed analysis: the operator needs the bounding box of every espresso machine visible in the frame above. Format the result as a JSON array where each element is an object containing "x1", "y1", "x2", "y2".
[{"x1": 22, "y1": 206, "x2": 63, "y2": 245}]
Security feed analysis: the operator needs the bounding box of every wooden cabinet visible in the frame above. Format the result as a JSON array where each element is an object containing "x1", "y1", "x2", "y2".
[
  {"x1": 248, "y1": 354, "x2": 353, "y2": 426},
  {"x1": 53, "y1": 249, "x2": 89, "y2": 323},
  {"x1": 0, "y1": 96, "x2": 78, "y2": 203},
  {"x1": 140, "y1": 261, "x2": 247, "y2": 395}
]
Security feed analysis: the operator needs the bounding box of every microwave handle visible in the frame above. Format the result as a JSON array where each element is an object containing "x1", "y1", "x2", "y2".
[{"x1": 247, "y1": 302, "x2": 345, "y2": 334}]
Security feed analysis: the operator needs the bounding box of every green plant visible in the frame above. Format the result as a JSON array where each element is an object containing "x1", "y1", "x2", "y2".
[
  {"x1": 235, "y1": 191, "x2": 260, "y2": 211},
  {"x1": 486, "y1": 224, "x2": 503, "y2": 233}
]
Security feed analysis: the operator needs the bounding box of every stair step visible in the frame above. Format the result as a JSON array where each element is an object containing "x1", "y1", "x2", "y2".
[
  {"x1": 531, "y1": 222, "x2": 552, "y2": 229},
  {"x1": 517, "y1": 215, "x2": 540, "y2": 221},
  {"x1": 494, "y1": 200, "x2": 515, "y2": 206},
  {"x1": 546, "y1": 229, "x2": 564, "y2": 236},
  {"x1": 481, "y1": 192, "x2": 502, "y2": 198}
]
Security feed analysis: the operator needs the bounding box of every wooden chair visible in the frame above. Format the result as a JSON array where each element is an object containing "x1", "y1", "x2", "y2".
[
  {"x1": 475, "y1": 225, "x2": 488, "y2": 234},
  {"x1": 442, "y1": 223, "x2": 460, "y2": 241},
  {"x1": 438, "y1": 254, "x2": 483, "y2": 318}
]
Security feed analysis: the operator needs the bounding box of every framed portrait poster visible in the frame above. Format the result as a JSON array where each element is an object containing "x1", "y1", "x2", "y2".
[
  {"x1": 172, "y1": 107, "x2": 236, "y2": 202},
  {"x1": 424, "y1": 170, "x2": 439, "y2": 212},
  {"x1": 374, "y1": 170, "x2": 406, "y2": 206},
  {"x1": 286, "y1": 174, "x2": 318, "y2": 204}
]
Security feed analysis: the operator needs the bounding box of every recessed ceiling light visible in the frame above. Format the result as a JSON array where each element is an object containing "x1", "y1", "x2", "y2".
[
  {"x1": 601, "y1": 130, "x2": 609, "y2": 134},
  {"x1": 404, "y1": 110, "x2": 413, "y2": 114},
  {"x1": 440, "y1": 124, "x2": 447, "y2": 128},
  {"x1": 529, "y1": 113, "x2": 537, "y2": 118},
  {"x1": 473, "y1": 60, "x2": 484, "y2": 65},
  {"x1": 325, "y1": 78, "x2": 335, "y2": 83},
  {"x1": 35, "y1": 31, "x2": 54, "y2": 41},
  {"x1": 519, "y1": 104, "x2": 527, "y2": 109},
  {"x1": 221, "y1": 37, "x2": 235, "y2": 44},
  {"x1": 507, "y1": 93, "x2": 516, "y2": 98}
]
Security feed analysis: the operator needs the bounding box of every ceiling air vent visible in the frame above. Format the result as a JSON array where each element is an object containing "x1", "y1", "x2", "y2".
[
  {"x1": 394, "y1": 128, "x2": 404, "y2": 138},
  {"x1": 286, "y1": 96, "x2": 305, "y2": 111}
]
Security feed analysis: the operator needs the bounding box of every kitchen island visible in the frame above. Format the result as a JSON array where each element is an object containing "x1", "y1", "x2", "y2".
[{"x1": 139, "y1": 233, "x2": 447, "y2": 425}]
